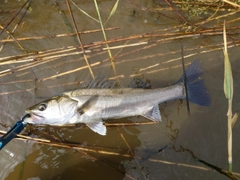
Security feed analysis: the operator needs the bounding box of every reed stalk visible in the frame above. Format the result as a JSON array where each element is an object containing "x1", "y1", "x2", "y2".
[
  {"x1": 93, "y1": 0, "x2": 117, "y2": 75},
  {"x1": 223, "y1": 21, "x2": 239, "y2": 174}
]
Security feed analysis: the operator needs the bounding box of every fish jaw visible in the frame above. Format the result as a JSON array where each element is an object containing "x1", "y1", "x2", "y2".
[
  {"x1": 24, "y1": 111, "x2": 45, "y2": 124},
  {"x1": 25, "y1": 108, "x2": 77, "y2": 125}
]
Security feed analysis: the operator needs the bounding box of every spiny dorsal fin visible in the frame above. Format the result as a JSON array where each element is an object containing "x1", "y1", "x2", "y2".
[{"x1": 81, "y1": 76, "x2": 117, "y2": 89}]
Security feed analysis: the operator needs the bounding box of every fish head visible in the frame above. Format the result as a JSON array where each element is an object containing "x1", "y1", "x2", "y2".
[{"x1": 25, "y1": 95, "x2": 78, "y2": 125}]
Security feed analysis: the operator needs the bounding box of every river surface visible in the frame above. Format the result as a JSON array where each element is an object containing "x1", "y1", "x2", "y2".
[{"x1": 0, "y1": 0, "x2": 240, "y2": 179}]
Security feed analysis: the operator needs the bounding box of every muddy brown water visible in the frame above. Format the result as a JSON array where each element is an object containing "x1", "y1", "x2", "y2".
[{"x1": 0, "y1": 0, "x2": 240, "y2": 179}]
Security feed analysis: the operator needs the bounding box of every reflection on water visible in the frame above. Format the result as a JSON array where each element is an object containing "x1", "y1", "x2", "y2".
[
  {"x1": 5, "y1": 125, "x2": 140, "y2": 179},
  {"x1": 0, "y1": 141, "x2": 33, "y2": 179},
  {"x1": 0, "y1": 0, "x2": 240, "y2": 179}
]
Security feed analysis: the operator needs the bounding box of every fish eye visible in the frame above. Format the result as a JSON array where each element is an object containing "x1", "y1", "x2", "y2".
[{"x1": 38, "y1": 103, "x2": 47, "y2": 111}]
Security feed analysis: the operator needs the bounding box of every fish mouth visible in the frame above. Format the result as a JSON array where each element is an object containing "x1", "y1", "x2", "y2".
[{"x1": 25, "y1": 111, "x2": 44, "y2": 124}]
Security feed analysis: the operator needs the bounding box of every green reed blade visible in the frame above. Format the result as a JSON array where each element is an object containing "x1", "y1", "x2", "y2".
[{"x1": 105, "y1": 0, "x2": 119, "y2": 25}]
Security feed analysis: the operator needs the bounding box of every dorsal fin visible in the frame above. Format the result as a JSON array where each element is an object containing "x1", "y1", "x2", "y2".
[{"x1": 81, "y1": 76, "x2": 117, "y2": 89}]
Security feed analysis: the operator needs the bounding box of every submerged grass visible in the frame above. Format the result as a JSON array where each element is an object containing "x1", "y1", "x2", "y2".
[
  {"x1": 66, "y1": 0, "x2": 95, "y2": 78},
  {"x1": 68, "y1": 0, "x2": 119, "y2": 75},
  {"x1": 93, "y1": 0, "x2": 117, "y2": 75}
]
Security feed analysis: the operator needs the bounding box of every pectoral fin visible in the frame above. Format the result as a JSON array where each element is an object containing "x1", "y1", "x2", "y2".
[
  {"x1": 76, "y1": 95, "x2": 99, "y2": 115},
  {"x1": 69, "y1": 113, "x2": 80, "y2": 123},
  {"x1": 142, "y1": 105, "x2": 161, "y2": 122},
  {"x1": 86, "y1": 121, "x2": 106, "y2": 136}
]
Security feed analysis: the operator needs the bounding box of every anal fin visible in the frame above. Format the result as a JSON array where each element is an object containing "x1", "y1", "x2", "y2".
[
  {"x1": 142, "y1": 105, "x2": 161, "y2": 122},
  {"x1": 86, "y1": 121, "x2": 106, "y2": 136}
]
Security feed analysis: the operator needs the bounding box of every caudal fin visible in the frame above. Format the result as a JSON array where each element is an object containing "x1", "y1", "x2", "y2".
[{"x1": 178, "y1": 60, "x2": 211, "y2": 106}]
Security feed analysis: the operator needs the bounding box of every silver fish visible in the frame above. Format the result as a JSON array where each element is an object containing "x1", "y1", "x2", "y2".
[{"x1": 24, "y1": 60, "x2": 210, "y2": 135}]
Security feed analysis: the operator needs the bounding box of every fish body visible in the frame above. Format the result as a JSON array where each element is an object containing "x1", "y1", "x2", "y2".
[
  {"x1": 25, "y1": 60, "x2": 211, "y2": 135},
  {"x1": 65, "y1": 84, "x2": 184, "y2": 122}
]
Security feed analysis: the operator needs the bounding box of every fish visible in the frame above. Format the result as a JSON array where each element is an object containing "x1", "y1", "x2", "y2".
[{"x1": 24, "y1": 60, "x2": 211, "y2": 135}]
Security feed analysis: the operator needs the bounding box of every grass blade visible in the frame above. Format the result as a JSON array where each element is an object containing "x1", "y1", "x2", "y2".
[
  {"x1": 231, "y1": 113, "x2": 239, "y2": 128},
  {"x1": 66, "y1": 0, "x2": 95, "y2": 78},
  {"x1": 223, "y1": 21, "x2": 233, "y2": 100},
  {"x1": 104, "y1": 0, "x2": 119, "y2": 25},
  {"x1": 223, "y1": 20, "x2": 237, "y2": 174},
  {"x1": 93, "y1": 0, "x2": 117, "y2": 75},
  {"x1": 70, "y1": 0, "x2": 100, "y2": 23}
]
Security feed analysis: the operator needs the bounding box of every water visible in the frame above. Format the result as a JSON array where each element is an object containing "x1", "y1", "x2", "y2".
[{"x1": 0, "y1": 0, "x2": 240, "y2": 179}]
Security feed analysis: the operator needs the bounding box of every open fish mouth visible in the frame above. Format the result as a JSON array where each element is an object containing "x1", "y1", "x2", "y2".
[{"x1": 24, "y1": 112, "x2": 44, "y2": 124}]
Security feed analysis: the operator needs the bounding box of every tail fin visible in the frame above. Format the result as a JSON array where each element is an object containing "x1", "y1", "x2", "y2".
[{"x1": 178, "y1": 60, "x2": 211, "y2": 106}]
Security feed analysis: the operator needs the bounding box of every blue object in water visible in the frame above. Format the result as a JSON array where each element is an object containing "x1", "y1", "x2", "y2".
[{"x1": 0, "y1": 114, "x2": 30, "y2": 150}]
